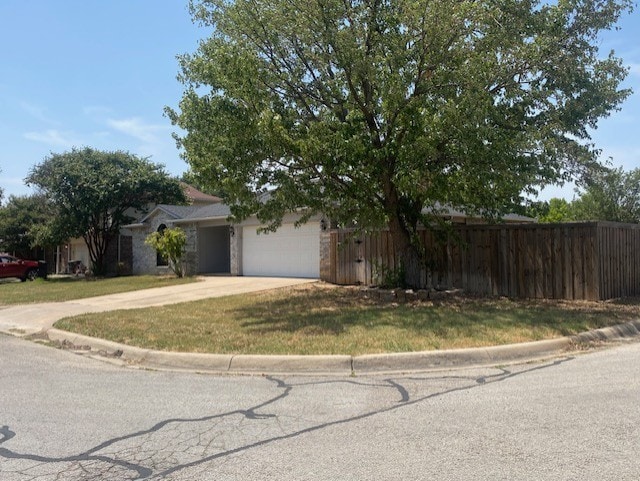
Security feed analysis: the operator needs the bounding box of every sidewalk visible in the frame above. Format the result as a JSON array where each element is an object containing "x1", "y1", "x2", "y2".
[{"x1": 2, "y1": 276, "x2": 640, "y2": 375}]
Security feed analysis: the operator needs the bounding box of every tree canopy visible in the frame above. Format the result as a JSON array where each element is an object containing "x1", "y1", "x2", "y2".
[
  {"x1": 525, "y1": 167, "x2": 640, "y2": 223},
  {"x1": 26, "y1": 148, "x2": 186, "y2": 275},
  {"x1": 571, "y1": 166, "x2": 640, "y2": 223},
  {"x1": 169, "y1": 0, "x2": 633, "y2": 286},
  {"x1": 0, "y1": 194, "x2": 54, "y2": 258},
  {"x1": 526, "y1": 197, "x2": 575, "y2": 223}
]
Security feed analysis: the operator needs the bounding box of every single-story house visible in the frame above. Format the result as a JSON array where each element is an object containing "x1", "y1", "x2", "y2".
[
  {"x1": 50, "y1": 181, "x2": 533, "y2": 278},
  {"x1": 123, "y1": 190, "x2": 533, "y2": 279},
  {"x1": 123, "y1": 202, "x2": 325, "y2": 278}
]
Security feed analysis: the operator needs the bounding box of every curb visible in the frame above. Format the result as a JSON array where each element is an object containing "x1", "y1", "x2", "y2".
[
  {"x1": 351, "y1": 338, "x2": 572, "y2": 374},
  {"x1": 40, "y1": 319, "x2": 640, "y2": 375}
]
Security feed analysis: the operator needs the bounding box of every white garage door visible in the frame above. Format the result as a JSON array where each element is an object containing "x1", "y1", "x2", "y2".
[{"x1": 242, "y1": 222, "x2": 320, "y2": 278}]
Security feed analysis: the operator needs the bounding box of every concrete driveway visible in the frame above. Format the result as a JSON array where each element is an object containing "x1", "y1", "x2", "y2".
[{"x1": 0, "y1": 276, "x2": 316, "y2": 336}]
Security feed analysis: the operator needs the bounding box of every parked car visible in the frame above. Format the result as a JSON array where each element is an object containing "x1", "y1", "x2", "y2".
[{"x1": 0, "y1": 254, "x2": 46, "y2": 282}]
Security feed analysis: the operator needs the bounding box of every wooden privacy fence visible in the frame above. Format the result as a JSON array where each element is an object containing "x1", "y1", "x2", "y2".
[{"x1": 321, "y1": 222, "x2": 640, "y2": 301}]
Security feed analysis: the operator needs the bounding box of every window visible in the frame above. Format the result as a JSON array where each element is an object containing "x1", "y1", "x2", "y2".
[{"x1": 156, "y1": 224, "x2": 168, "y2": 267}]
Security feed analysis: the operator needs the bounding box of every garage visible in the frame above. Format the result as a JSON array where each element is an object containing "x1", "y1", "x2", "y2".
[{"x1": 242, "y1": 222, "x2": 320, "y2": 278}]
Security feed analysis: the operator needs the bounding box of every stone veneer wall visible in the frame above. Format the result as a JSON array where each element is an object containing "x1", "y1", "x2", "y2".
[
  {"x1": 182, "y1": 223, "x2": 198, "y2": 276},
  {"x1": 230, "y1": 225, "x2": 242, "y2": 275},
  {"x1": 319, "y1": 230, "x2": 331, "y2": 282},
  {"x1": 127, "y1": 211, "x2": 198, "y2": 276},
  {"x1": 129, "y1": 224, "x2": 158, "y2": 275}
]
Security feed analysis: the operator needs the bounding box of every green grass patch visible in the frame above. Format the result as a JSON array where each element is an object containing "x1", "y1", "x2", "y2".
[
  {"x1": 0, "y1": 275, "x2": 197, "y2": 305},
  {"x1": 54, "y1": 284, "x2": 640, "y2": 355}
]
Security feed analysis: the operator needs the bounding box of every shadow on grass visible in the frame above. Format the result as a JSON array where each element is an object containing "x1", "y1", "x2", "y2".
[
  {"x1": 37, "y1": 277, "x2": 84, "y2": 283},
  {"x1": 236, "y1": 287, "x2": 630, "y2": 339},
  {"x1": 54, "y1": 285, "x2": 640, "y2": 355},
  {"x1": 1, "y1": 276, "x2": 90, "y2": 286}
]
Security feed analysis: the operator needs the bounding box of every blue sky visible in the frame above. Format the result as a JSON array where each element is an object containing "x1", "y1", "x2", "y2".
[
  {"x1": 0, "y1": 1, "x2": 639, "y2": 202},
  {"x1": 0, "y1": 1, "x2": 206, "y2": 199}
]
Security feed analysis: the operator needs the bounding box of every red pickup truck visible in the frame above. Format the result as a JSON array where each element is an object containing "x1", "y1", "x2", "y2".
[{"x1": 0, "y1": 254, "x2": 46, "y2": 282}]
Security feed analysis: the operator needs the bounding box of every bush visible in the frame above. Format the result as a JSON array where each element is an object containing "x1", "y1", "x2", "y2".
[{"x1": 145, "y1": 227, "x2": 187, "y2": 277}]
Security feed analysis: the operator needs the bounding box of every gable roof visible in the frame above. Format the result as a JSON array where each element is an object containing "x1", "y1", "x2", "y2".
[
  {"x1": 124, "y1": 202, "x2": 233, "y2": 229},
  {"x1": 172, "y1": 203, "x2": 232, "y2": 223},
  {"x1": 180, "y1": 182, "x2": 223, "y2": 204},
  {"x1": 123, "y1": 183, "x2": 226, "y2": 228},
  {"x1": 141, "y1": 205, "x2": 201, "y2": 223}
]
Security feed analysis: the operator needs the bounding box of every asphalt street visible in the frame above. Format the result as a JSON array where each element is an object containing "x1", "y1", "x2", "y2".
[{"x1": 1, "y1": 334, "x2": 639, "y2": 480}]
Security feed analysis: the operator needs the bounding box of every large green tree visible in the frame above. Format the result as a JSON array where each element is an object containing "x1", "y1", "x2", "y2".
[
  {"x1": 0, "y1": 194, "x2": 54, "y2": 257},
  {"x1": 169, "y1": 0, "x2": 632, "y2": 287},
  {"x1": 26, "y1": 148, "x2": 186, "y2": 275},
  {"x1": 572, "y1": 166, "x2": 640, "y2": 222}
]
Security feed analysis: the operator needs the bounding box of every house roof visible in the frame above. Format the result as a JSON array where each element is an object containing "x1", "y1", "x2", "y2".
[
  {"x1": 124, "y1": 202, "x2": 233, "y2": 229},
  {"x1": 124, "y1": 190, "x2": 533, "y2": 229},
  {"x1": 144, "y1": 205, "x2": 201, "y2": 222},
  {"x1": 125, "y1": 180, "x2": 227, "y2": 224},
  {"x1": 180, "y1": 182, "x2": 222, "y2": 204},
  {"x1": 172, "y1": 203, "x2": 233, "y2": 223},
  {"x1": 427, "y1": 203, "x2": 534, "y2": 223}
]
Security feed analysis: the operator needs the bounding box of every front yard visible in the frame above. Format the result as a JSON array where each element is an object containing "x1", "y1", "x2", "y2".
[{"x1": 54, "y1": 283, "x2": 640, "y2": 355}]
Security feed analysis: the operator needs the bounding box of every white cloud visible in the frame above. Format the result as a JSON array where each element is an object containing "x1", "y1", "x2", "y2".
[
  {"x1": 20, "y1": 102, "x2": 59, "y2": 126},
  {"x1": 23, "y1": 129, "x2": 80, "y2": 148},
  {"x1": 107, "y1": 117, "x2": 171, "y2": 144}
]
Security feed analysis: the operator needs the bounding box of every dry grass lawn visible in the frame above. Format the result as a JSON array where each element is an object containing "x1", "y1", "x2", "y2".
[
  {"x1": 0, "y1": 275, "x2": 197, "y2": 305},
  {"x1": 54, "y1": 283, "x2": 640, "y2": 355}
]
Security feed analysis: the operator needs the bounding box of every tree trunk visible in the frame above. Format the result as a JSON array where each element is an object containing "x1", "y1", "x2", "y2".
[
  {"x1": 383, "y1": 173, "x2": 427, "y2": 288},
  {"x1": 401, "y1": 242, "x2": 424, "y2": 289},
  {"x1": 84, "y1": 230, "x2": 111, "y2": 277},
  {"x1": 388, "y1": 217, "x2": 425, "y2": 289}
]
